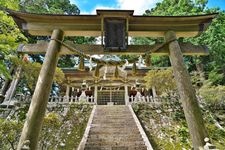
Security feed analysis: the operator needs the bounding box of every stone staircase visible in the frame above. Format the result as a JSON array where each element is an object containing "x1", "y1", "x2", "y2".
[{"x1": 78, "y1": 105, "x2": 152, "y2": 150}]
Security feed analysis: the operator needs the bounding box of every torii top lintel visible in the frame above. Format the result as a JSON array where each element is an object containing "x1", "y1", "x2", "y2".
[{"x1": 7, "y1": 9, "x2": 217, "y2": 37}]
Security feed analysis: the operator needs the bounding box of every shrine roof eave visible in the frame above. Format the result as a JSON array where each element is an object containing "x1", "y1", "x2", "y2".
[{"x1": 6, "y1": 9, "x2": 217, "y2": 37}]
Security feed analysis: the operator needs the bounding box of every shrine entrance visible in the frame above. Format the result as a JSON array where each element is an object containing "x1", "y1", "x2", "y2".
[
  {"x1": 6, "y1": 9, "x2": 217, "y2": 149},
  {"x1": 97, "y1": 86, "x2": 125, "y2": 105}
]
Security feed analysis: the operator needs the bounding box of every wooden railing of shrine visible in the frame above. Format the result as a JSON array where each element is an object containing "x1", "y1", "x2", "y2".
[
  {"x1": 128, "y1": 95, "x2": 178, "y2": 104},
  {"x1": 1, "y1": 94, "x2": 180, "y2": 107},
  {"x1": 0, "y1": 94, "x2": 96, "y2": 108},
  {"x1": 48, "y1": 95, "x2": 95, "y2": 104}
]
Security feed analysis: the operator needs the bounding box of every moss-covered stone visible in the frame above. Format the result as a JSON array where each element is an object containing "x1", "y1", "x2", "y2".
[{"x1": 132, "y1": 101, "x2": 225, "y2": 150}]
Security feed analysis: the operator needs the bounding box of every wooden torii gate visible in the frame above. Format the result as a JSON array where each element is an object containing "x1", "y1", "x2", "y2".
[{"x1": 6, "y1": 9, "x2": 217, "y2": 150}]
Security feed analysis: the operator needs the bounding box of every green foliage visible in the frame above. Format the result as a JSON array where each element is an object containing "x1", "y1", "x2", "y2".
[
  {"x1": 59, "y1": 103, "x2": 92, "y2": 149},
  {"x1": 10, "y1": 56, "x2": 64, "y2": 90},
  {"x1": 144, "y1": 68, "x2": 176, "y2": 94},
  {"x1": 203, "y1": 109, "x2": 225, "y2": 149},
  {"x1": 206, "y1": 123, "x2": 225, "y2": 149},
  {"x1": 0, "y1": 0, "x2": 27, "y2": 78},
  {"x1": 0, "y1": 103, "x2": 92, "y2": 149},
  {"x1": 132, "y1": 103, "x2": 191, "y2": 150},
  {"x1": 39, "y1": 112, "x2": 62, "y2": 149},
  {"x1": 190, "y1": 11, "x2": 225, "y2": 84},
  {"x1": 130, "y1": 37, "x2": 155, "y2": 45},
  {"x1": 145, "y1": 0, "x2": 207, "y2": 16},
  {"x1": 39, "y1": 103, "x2": 93, "y2": 149},
  {"x1": 143, "y1": 0, "x2": 225, "y2": 86},
  {"x1": 199, "y1": 81, "x2": 225, "y2": 106},
  {"x1": 14, "y1": 105, "x2": 29, "y2": 121},
  {"x1": 190, "y1": 71, "x2": 205, "y2": 88},
  {"x1": 0, "y1": 119, "x2": 23, "y2": 150},
  {"x1": 208, "y1": 70, "x2": 224, "y2": 85},
  {"x1": 132, "y1": 99, "x2": 225, "y2": 149},
  {"x1": 19, "y1": 0, "x2": 80, "y2": 15}
]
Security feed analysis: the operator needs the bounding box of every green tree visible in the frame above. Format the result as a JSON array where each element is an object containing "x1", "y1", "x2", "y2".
[
  {"x1": 0, "y1": 0, "x2": 26, "y2": 78},
  {"x1": 144, "y1": 68, "x2": 176, "y2": 94},
  {"x1": 145, "y1": 0, "x2": 207, "y2": 16},
  {"x1": 199, "y1": 81, "x2": 225, "y2": 106},
  {"x1": 19, "y1": 0, "x2": 80, "y2": 14},
  {"x1": 144, "y1": 0, "x2": 225, "y2": 85},
  {"x1": 10, "y1": 0, "x2": 96, "y2": 95},
  {"x1": 10, "y1": 56, "x2": 64, "y2": 93},
  {"x1": 0, "y1": 119, "x2": 23, "y2": 150},
  {"x1": 192, "y1": 11, "x2": 225, "y2": 85}
]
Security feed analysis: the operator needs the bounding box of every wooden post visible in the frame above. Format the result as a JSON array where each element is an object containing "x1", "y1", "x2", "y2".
[
  {"x1": 66, "y1": 85, "x2": 70, "y2": 102},
  {"x1": 94, "y1": 85, "x2": 98, "y2": 104},
  {"x1": 124, "y1": 85, "x2": 128, "y2": 105},
  {"x1": 152, "y1": 86, "x2": 157, "y2": 98},
  {"x1": 17, "y1": 29, "x2": 64, "y2": 150},
  {"x1": 165, "y1": 31, "x2": 208, "y2": 149}
]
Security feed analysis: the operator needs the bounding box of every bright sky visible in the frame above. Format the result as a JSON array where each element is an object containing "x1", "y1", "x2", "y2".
[{"x1": 71, "y1": 0, "x2": 225, "y2": 15}]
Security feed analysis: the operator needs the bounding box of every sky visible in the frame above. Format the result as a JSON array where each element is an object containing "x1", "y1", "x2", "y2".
[{"x1": 71, "y1": 0, "x2": 225, "y2": 15}]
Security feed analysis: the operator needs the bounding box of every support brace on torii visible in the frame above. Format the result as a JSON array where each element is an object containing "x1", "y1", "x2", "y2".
[{"x1": 5, "y1": 9, "x2": 217, "y2": 150}]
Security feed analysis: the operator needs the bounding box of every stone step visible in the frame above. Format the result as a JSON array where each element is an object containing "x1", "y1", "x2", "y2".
[
  {"x1": 92, "y1": 120, "x2": 136, "y2": 125},
  {"x1": 86, "y1": 138, "x2": 143, "y2": 144},
  {"x1": 93, "y1": 117, "x2": 134, "y2": 121},
  {"x1": 94, "y1": 113, "x2": 132, "y2": 118},
  {"x1": 87, "y1": 134, "x2": 142, "y2": 140},
  {"x1": 82, "y1": 105, "x2": 148, "y2": 150},
  {"x1": 92, "y1": 120, "x2": 136, "y2": 124},
  {"x1": 90, "y1": 130, "x2": 140, "y2": 136},
  {"x1": 95, "y1": 112, "x2": 131, "y2": 115},
  {"x1": 85, "y1": 140, "x2": 145, "y2": 147},
  {"x1": 84, "y1": 145, "x2": 147, "y2": 150},
  {"x1": 93, "y1": 116, "x2": 135, "y2": 119},
  {"x1": 95, "y1": 108, "x2": 129, "y2": 112},
  {"x1": 91, "y1": 127, "x2": 139, "y2": 134},
  {"x1": 90, "y1": 124, "x2": 137, "y2": 128},
  {"x1": 91, "y1": 127, "x2": 139, "y2": 133}
]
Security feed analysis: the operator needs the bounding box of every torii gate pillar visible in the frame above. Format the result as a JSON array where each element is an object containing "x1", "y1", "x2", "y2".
[
  {"x1": 165, "y1": 31, "x2": 208, "y2": 150},
  {"x1": 17, "y1": 29, "x2": 64, "y2": 150}
]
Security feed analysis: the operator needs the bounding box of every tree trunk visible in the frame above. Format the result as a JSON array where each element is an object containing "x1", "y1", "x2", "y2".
[
  {"x1": 17, "y1": 29, "x2": 64, "y2": 150},
  {"x1": 3, "y1": 67, "x2": 22, "y2": 103},
  {"x1": 165, "y1": 31, "x2": 208, "y2": 150},
  {"x1": 0, "y1": 66, "x2": 15, "y2": 97}
]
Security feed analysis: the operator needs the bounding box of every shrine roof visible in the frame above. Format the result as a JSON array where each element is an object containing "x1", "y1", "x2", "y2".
[{"x1": 6, "y1": 9, "x2": 217, "y2": 37}]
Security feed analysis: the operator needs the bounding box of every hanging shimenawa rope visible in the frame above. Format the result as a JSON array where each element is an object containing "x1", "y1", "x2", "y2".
[
  {"x1": 145, "y1": 54, "x2": 151, "y2": 67},
  {"x1": 94, "y1": 63, "x2": 100, "y2": 78},
  {"x1": 78, "y1": 56, "x2": 85, "y2": 71},
  {"x1": 51, "y1": 38, "x2": 176, "y2": 67},
  {"x1": 51, "y1": 38, "x2": 126, "y2": 66},
  {"x1": 144, "y1": 38, "x2": 177, "y2": 55},
  {"x1": 132, "y1": 62, "x2": 137, "y2": 76},
  {"x1": 114, "y1": 65, "x2": 119, "y2": 78}
]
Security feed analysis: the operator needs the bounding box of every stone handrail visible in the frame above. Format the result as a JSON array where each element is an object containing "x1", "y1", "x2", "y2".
[
  {"x1": 128, "y1": 95, "x2": 179, "y2": 104},
  {"x1": 1, "y1": 94, "x2": 96, "y2": 107},
  {"x1": 48, "y1": 95, "x2": 95, "y2": 104}
]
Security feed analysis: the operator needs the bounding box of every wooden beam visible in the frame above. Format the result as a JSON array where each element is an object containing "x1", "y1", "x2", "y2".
[
  {"x1": 18, "y1": 41, "x2": 208, "y2": 56},
  {"x1": 165, "y1": 31, "x2": 208, "y2": 149},
  {"x1": 7, "y1": 9, "x2": 217, "y2": 37}
]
